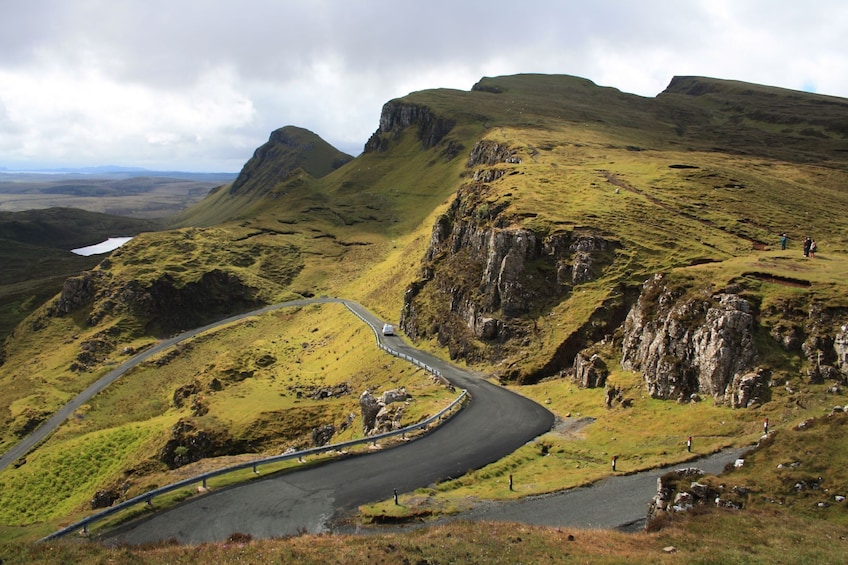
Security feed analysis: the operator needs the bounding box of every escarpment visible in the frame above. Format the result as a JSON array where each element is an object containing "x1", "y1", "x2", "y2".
[
  {"x1": 365, "y1": 100, "x2": 456, "y2": 152},
  {"x1": 401, "y1": 139, "x2": 620, "y2": 381},
  {"x1": 41, "y1": 265, "x2": 264, "y2": 345}
]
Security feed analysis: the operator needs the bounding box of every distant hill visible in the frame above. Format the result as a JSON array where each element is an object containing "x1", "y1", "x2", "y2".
[
  {"x1": 0, "y1": 208, "x2": 157, "y2": 338},
  {"x1": 170, "y1": 125, "x2": 353, "y2": 226},
  {"x1": 229, "y1": 125, "x2": 353, "y2": 197},
  {"x1": 0, "y1": 170, "x2": 237, "y2": 218}
]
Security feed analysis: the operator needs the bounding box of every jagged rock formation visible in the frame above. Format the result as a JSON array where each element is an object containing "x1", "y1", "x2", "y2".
[
  {"x1": 400, "y1": 140, "x2": 621, "y2": 381},
  {"x1": 572, "y1": 352, "x2": 609, "y2": 388},
  {"x1": 646, "y1": 467, "x2": 707, "y2": 525},
  {"x1": 359, "y1": 388, "x2": 410, "y2": 435},
  {"x1": 760, "y1": 295, "x2": 848, "y2": 384},
  {"x1": 620, "y1": 274, "x2": 758, "y2": 402},
  {"x1": 158, "y1": 418, "x2": 245, "y2": 469},
  {"x1": 621, "y1": 273, "x2": 848, "y2": 404},
  {"x1": 365, "y1": 101, "x2": 456, "y2": 153},
  {"x1": 42, "y1": 267, "x2": 263, "y2": 339},
  {"x1": 311, "y1": 424, "x2": 335, "y2": 447},
  {"x1": 729, "y1": 367, "x2": 771, "y2": 409}
]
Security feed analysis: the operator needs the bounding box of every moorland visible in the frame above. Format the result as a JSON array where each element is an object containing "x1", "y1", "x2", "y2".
[{"x1": 1, "y1": 75, "x2": 848, "y2": 563}]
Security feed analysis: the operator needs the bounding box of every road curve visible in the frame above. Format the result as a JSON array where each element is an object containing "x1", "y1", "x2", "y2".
[
  {"x1": 0, "y1": 297, "x2": 553, "y2": 543},
  {"x1": 104, "y1": 299, "x2": 554, "y2": 544}
]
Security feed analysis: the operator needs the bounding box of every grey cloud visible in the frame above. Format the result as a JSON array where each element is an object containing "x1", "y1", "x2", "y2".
[{"x1": 1, "y1": 0, "x2": 847, "y2": 170}]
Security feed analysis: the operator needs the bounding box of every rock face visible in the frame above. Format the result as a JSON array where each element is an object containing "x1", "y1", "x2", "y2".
[
  {"x1": 620, "y1": 274, "x2": 758, "y2": 402},
  {"x1": 158, "y1": 418, "x2": 245, "y2": 469},
  {"x1": 43, "y1": 267, "x2": 263, "y2": 338},
  {"x1": 364, "y1": 101, "x2": 455, "y2": 153},
  {"x1": 400, "y1": 141, "x2": 620, "y2": 380},
  {"x1": 48, "y1": 271, "x2": 102, "y2": 316},
  {"x1": 729, "y1": 368, "x2": 771, "y2": 408}
]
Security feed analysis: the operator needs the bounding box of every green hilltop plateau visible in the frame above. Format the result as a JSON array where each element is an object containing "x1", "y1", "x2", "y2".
[{"x1": 2, "y1": 73, "x2": 848, "y2": 562}]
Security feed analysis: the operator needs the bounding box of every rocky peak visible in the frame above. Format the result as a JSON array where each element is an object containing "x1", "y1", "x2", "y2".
[{"x1": 229, "y1": 125, "x2": 352, "y2": 196}]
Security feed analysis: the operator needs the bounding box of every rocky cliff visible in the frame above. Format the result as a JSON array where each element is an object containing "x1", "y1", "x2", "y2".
[
  {"x1": 620, "y1": 273, "x2": 758, "y2": 402},
  {"x1": 32, "y1": 264, "x2": 264, "y2": 373},
  {"x1": 620, "y1": 273, "x2": 848, "y2": 404},
  {"x1": 364, "y1": 100, "x2": 456, "y2": 153},
  {"x1": 400, "y1": 139, "x2": 621, "y2": 382}
]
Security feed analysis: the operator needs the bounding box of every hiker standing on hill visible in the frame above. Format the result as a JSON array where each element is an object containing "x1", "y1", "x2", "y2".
[
  {"x1": 780, "y1": 233, "x2": 788, "y2": 250},
  {"x1": 803, "y1": 237, "x2": 812, "y2": 257},
  {"x1": 686, "y1": 436, "x2": 692, "y2": 453},
  {"x1": 809, "y1": 240, "x2": 817, "y2": 258}
]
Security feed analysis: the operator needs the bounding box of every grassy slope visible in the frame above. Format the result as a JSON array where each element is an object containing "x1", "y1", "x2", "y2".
[
  {"x1": 1, "y1": 74, "x2": 847, "y2": 557},
  {"x1": 0, "y1": 209, "x2": 159, "y2": 338}
]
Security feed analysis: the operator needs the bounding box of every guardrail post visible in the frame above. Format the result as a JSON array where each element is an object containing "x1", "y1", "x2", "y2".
[
  {"x1": 145, "y1": 495, "x2": 152, "y2": 507},
  {"x1": 253, "y1": 463, "x2": 258, "y2": 474},
  {"x1": 202, "y1": 478, "x2": 207, "y2": 489}
]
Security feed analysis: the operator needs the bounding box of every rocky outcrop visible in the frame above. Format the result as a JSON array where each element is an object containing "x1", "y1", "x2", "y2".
[
  {"x1": 761, "y1": 296, "x2": 848, "y2": 384},
  {"x1": 43, "y1": 266, "x2": 264, "y2": 338},
  {"x1": 158, "y1": 418, "x2": 245, "y2": 469},
  {"x1": 572, "y1": 352, "x2": 608, "y2": 388},
  {"x1": 90, "y1": 488, "x2": 121, "y2": 510},
  {"x1": 359, "y1": 388, "x2": 410, "y2": 435},
  {"x1": 402, "y1": 160, "x2": 620, "y2": 375},
  {"x1": 646, "y1": 468, "x2": 706, "y2": 525},
  {"x1": 311, "y1": 424, "x2": 335, "y2": 447},
  {"x1": 364, "y1": 101, "x2": 455, "y2": 153},
  {"x1": 729, "y1": 367, "x2": 771, "y2": 408},
  {"x1": 620, "y1": 274, "x2": 758, "y2": 402},
  {"x1": 466, "y1": 140, "x2": 522, "y2": 183},
  {"x1": 48, "y1": 271, "x2": 102, "y2": 317}
]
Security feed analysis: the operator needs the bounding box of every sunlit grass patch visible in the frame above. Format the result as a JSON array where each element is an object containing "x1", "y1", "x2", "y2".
[{"x1": 0, "y1": 420, "x2": 161, "y2": 526}]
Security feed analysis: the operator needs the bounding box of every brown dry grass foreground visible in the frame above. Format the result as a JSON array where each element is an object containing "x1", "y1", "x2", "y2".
[{"x1": 2, "y1": 510, "x2": 846, "y2": 564}]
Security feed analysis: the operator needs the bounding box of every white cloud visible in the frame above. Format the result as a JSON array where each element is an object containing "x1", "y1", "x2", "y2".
[{"x1": 1, "y1": 0, "x2": 847, "y2": 171}]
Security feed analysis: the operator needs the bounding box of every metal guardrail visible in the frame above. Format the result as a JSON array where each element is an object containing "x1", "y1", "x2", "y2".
[{"x1": 40, "y1": 304, "x2": 466, "y2": 542}]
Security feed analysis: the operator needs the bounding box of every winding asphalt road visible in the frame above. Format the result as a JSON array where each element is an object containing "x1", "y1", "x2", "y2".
[
  {"x1": 104, "y1": 299, "x2": 555, "y2": 544},
  {"x1": 4, "y1": 298, "x2": 748, "y2": 544}
]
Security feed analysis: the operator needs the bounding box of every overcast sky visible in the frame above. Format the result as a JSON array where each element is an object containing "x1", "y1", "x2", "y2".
[{"x1": 1, "y1": 0, "x2": 846, "y2": 172}]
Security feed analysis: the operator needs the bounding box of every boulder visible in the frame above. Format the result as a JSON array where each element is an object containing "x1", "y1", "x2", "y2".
[
  {"x1": 573, "y1": 352, "x2": 608, "y2": 388},
  {"x1": 728, "y1": 367, "x2": 771, "y2": 408}
]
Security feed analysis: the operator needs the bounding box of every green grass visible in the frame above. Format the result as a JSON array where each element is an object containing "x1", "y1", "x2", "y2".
[{"x1": 0, "y1": 421, "x2": 159, "y2": 526}]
